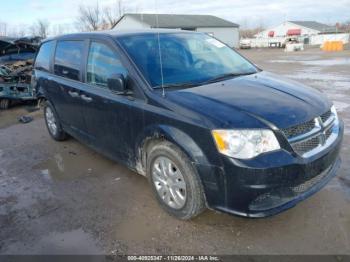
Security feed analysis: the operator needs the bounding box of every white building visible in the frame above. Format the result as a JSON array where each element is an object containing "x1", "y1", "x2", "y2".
[
  {"x1": 255, "y1": 21, "x2": 337, "y2": 38},
  {"x1": 112, "y1": 13, "x2": 240, "y2": 48},
  {"x1": 252, "y1": 21, "x2": 349, "y2": 47}
]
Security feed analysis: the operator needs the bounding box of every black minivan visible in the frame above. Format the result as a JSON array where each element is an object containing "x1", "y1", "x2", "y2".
[{"x1": 33, "y1": 30, "x2": 343, "y2": 219}]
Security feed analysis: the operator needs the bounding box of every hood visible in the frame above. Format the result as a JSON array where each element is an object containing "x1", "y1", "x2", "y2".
[{"x1": 165, "y1": 71, "x2": 331, "y2": 129}]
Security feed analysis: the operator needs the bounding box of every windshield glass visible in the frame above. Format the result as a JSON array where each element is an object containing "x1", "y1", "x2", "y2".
[{"x1": 117, "y1": 32, "x2": 258, "y2": 88}]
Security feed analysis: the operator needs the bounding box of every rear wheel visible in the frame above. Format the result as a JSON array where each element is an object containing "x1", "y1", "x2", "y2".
[
  {"x1": 44, "y1": 101, "x2": 68, "y2": 141},
  {"x1": 147, "y1": 141, "x2": 206, "y2": 220},
  {"x1": 0, "y1": 99, "x2": 10, "y2": 110}
]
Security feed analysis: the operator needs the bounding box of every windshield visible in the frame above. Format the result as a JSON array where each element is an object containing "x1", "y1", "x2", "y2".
[{"x1": 117, "y1": 32, "x2": 258, "y2": 88}]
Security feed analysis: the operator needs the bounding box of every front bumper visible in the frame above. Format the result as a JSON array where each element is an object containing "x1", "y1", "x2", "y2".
[{"x1": 199, "y1": 120, "x2": 344, "y2": 218}]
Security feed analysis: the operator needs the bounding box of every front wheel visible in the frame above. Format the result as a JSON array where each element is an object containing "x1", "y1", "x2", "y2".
[{"x1": 147, "y1": 141, "x2": 206, "y2": 220}]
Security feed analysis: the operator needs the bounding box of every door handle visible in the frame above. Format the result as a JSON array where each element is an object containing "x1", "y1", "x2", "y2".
[
  {"x1": 81, "y1": 94, "x2": 93, "y2": 102},
  {"x1": 68, "y1": 90, "x2": 79, "y2": 98}
]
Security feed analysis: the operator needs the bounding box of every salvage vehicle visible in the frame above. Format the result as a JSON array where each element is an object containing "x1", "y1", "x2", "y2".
[
  {"x1": 0, "y1": 37, "x2": 40, "y2": 109},
  {"x1": 33, "y1": 30, "x2": 343, "y2": 219}
]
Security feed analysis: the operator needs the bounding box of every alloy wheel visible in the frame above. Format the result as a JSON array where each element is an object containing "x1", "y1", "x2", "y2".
[
  {"x1": 45, "y1": 107, "x2": 58, "y2": 136},
  {"x1": 151, "y1": 156, "x2": 187, "y2": 209}
]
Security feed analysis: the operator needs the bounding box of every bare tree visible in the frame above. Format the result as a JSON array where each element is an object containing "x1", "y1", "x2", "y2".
[
  {"x1": 76, "y1": 3, "x2": 102, "y2": 31},
  {"x1": 0, "y1": 22, "x2": 7, "y2": 36},
  {"x1": 30, "y1": 19, "x2": 50, "y2": 38},
  {"x1": 15, "y1": 26, "x2": 27, "y2": 38},
  {"x1": 240, "y1": 27, "x2": 266, "y2": 39},
  {"x1": 76, "y1": 0, "x2": 136, "y2": 31},
  {"x1": 336, "y1": 20, "x2": 350, "y2": 33},
  {"x1": 102, "y1": 0, "x2": 125, "y2": 29},
  {"x1": 7, "y1": 24, "x2": 27, "y2": 37},
  {"x1": 37, "y1": 20, "x2": 50, "y2": 38}
]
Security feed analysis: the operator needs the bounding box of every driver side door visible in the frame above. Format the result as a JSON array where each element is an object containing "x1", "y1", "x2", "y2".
[{"x1": 79, "y1": 39, "x2": 132, "y2": 162}]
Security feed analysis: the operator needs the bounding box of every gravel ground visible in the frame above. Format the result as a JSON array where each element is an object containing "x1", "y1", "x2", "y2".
[{"x1": 0, "y1": 47, "x2": 349, "y2": 255}]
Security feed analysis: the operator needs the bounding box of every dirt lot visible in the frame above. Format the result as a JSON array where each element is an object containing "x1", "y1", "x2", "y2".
[{"x1": 0, "y1": 48, "x2": 349, "y2": 255}]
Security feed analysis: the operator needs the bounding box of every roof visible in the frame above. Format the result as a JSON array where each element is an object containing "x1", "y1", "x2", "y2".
[
  {"x1": 45, "y1": 29, "x2": 203, "y2": 42},
  {"x1": 288, "y1": 21, "x2": 337, "y2": 33},
  {"x1": 114, "y1": 13, "x2": 239, "y2": 28}
]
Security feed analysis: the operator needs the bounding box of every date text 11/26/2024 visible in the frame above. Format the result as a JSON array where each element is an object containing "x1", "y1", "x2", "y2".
[{"x1": 127, "y1": 255, "x2": 220, "y2": 261}]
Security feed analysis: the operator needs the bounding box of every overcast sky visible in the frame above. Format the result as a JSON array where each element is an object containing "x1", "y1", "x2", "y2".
[{"x1": 1, "y1": 0, "x2": 350, "y2": 32}]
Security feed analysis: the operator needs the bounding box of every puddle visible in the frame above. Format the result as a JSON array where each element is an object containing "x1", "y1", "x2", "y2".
[
  {"x1": 301, "y1": 58, "x2": 350, "y2": 66},
  {"x1": 2, "y1": 229, "x2": 104, "y2": 254},
  {"x1": 34, "y1": 150, "x2": 118, "y2": 181},
  {"x1": 286, "y1": 71, "x2": 350, "y2": 82},
  {"x1": 283, "y1": 66, "x2": 350, "y2": 92},
  {"x1": 271, "y1": 58, "x2": 350, "y2": 66},
  {"x1": 333, "y1": 81, "x2": 350, "y2": 90},
  {"x1": 272, "y1": 56, "x2": 350, "y2": 92}
]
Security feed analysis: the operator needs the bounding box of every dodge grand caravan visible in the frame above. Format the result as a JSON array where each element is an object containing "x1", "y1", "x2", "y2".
[{"x1": 33, "y1": 30, "x2": 343, "y2": 219}]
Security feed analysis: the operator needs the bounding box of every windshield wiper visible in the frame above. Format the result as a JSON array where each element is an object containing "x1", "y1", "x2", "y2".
[
  {"x1": 153, "y1": 82, "x2": 200, "y2": 89},
  {"x1": 201, "y1": 71, "x2": 256, "y2": 85},
  {"x1": 152, "y1": 71, "x2": 256, "y2": 89}
]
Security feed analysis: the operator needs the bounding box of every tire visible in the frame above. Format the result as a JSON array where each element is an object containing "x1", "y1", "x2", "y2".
[
  {"x1": 43, "y1": 101, "x2": 68, "y2": 141},
  {"x1": 147, "y1": 141, "x2": 206, "y2": 220},
  {"x1": 0, "y1": 99, "x2": 10, "y2": 110}
]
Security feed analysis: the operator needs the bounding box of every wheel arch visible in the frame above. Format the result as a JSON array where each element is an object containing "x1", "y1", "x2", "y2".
[{"x1": 134, "y1": 124, "x2": 210, "y2": 176}]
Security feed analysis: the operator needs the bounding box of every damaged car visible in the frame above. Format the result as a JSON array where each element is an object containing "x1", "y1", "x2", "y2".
[
  {"x1": 33, "y1": 31, "x2": 343, "y2": 219},
  {"x1": 0, "y1": 36, "x2": 40, "y2": 109}
]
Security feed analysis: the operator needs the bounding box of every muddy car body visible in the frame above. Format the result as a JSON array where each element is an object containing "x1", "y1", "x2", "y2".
[
  {"x1": 0, "y1": 37, "x2": 40, "y2": 109},
  {"x1": 33, "y1": 30, "x2": 343, "y2": 219}
]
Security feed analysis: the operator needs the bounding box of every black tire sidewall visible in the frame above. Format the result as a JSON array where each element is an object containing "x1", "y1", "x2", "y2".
[
  {"x1": 44, "y1": 101, "x2": 67, "y2": 141},
  {"x1": 0, "y1": 99, "x2": 10, "y2": 109},
  {"x1": 147, "y1": 142, "x2": 205, "y2": 220}
]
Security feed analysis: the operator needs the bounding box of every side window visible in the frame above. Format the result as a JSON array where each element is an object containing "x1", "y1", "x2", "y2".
[
  {"x1": 87, "y1": 41, "x2": 127, "y2": 88},
  {"x1": 54, "y1": 40, "x2": 84, "y2": 81},
  {"x1": 34, "y1": 41, "x2": 55, "y2": 72}
]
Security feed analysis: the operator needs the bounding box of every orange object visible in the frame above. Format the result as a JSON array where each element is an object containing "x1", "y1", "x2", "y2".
[
  {"x1": 322, "y1": 41, "x2": 344, "y2": 51},
  {"x1": 212, "y1": 131, "x2": 226, "y2": 151}
]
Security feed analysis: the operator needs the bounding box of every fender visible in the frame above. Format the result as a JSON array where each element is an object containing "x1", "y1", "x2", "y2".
[
  {"x1": 134, "y1": 124, "x2": 210, "y2": 176},
  {"x1": 33, "y1": 73, "x2": 62, "y2": 119},
  {"x1": 134, "y1": 124, "x2": 227, "y2": 209},
  {"x1": 35, "y1": 84, "x2": 46, "y2": 100}
]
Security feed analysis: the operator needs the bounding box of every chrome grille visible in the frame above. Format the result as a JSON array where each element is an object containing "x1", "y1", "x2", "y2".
[
  {"x1": 281, "y1": 119, "x2": 315, "y2": 139},
  {"x1": 280, "y1": 108, "x2": 338, "y2": 157},
  {"x1": 321, "y1": 110, "x2": 332, "y2": 123},
  {"x1": 325, "y1": 128, "x2": 332, "y2": 140},
  {"x1": 292, "y1": 136, "x2": 320, "y2": 155}
]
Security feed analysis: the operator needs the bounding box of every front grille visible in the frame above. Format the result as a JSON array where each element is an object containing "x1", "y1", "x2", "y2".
[
  {"x1": 249, "y1": 164, "x2": 333, "y2": 211},
  {"x1": 325, "y1": 128, "x2": 332, "y2": 140},
  {"x1": 281, "y1": 119, "x2": 315, "y2": 139},
  {"x1": 292, "y1": 136, "x2": 320, "y2": 155},
  {"x1": 321, "y1": 110, "x2": 332, "y2": 123},
  {"x1": 292, "y1": 164, "x2": 332, "y2": 193},
  {"x1": 280, "y1": 108, "x2": 337, "y2": 157}
]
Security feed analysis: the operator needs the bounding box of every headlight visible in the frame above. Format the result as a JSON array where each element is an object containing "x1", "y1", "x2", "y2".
[{"x1": 212, "y1": 129, "x2": 280, "y2": 159}]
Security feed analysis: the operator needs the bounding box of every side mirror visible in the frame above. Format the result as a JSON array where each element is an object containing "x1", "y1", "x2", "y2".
[{"x1": 107, "y1": 74, "x2": 127, "y2": 93}]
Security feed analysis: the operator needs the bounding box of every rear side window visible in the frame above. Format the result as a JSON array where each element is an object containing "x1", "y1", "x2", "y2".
[
  {"x1": 54, "y1": 40, "x2": 84, "y2": 81},
  {"x1": 87, "y1": 41, "x2": 127, "y2": 88},
  {"x1": 35, "y1": 41, "x2": 55, "y2": 72}
]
